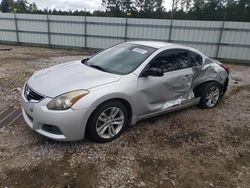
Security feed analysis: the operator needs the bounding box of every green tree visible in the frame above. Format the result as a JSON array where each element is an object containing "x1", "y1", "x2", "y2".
[
  {"x1": 29, "y1": 2, "x2": 37, "y2": 12},
  {"x1": 155, "y1": 0, "x2": 165, "y2": 12},
  {"x1": 15, "y1": 0, "x2": 28, "y2": 12},
  {"x1": 121, "y1": 0, "x2": 136, "y2": 13},
  {"x1": 134, "y1": 0, "x2": 165, "y2": 18},
  {"x1": 102, "y1": 0, "x2": 123, "y2": 16},
  {"x1": 0, "y1": 0, "x2": 14, "y2": 12},
  {"x1": 180, "y1": 0, "x2": 192, "y2": 11},
  {"x1": 135, "y1": 0, "x2": 154, "y2": 12},
  {"x1": 135, "y1": 0, "x2": 164, "y2": 12}
]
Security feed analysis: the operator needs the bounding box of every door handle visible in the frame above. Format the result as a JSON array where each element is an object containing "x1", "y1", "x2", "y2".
[{"x1": 184, "y1": 75, "x2": 191, "y2": 78}]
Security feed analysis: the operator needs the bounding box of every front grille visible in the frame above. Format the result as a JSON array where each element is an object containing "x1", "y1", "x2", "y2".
[
  {"x1": 42, "y1": 124, "x2": 63, "y2": 135},
  {"x1": 24, "y1": 84, "x2": 44, "y2": 101}
]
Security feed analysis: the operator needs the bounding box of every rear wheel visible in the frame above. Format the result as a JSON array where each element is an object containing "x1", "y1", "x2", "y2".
[
  {"x1": 197, "y1": 82, "x2": 222, "y2": 109},
  {"x1": 86, "y1": 101, "x2": 129, "y2": 143}
]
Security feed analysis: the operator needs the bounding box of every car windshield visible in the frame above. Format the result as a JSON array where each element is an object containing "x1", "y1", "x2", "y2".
[{"x1": 85, "y1": 43, "x2": 156, "y2": 75}]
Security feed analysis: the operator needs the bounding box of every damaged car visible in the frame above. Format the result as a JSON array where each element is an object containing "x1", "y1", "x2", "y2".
[{"x1": 21, "y1": 41, "x2": 229, "y2": 142}]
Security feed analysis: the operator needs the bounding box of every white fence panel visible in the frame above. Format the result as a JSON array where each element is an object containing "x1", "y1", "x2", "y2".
[
  {"x1": 218, "y1": 46, "x2": 250, "y2": 60},
  {"x1": 16, "y1": 14, "x2": 48, "y2": 32},
  {"x1": 0, "y1": 15, "x2": 15, "y2": 30},
  {"x1": 0, "y1": 30, "x2": 16, "y2": 42},
  {"x1": 0, "y1": 13, "x2": 16, "y2": 42},
  {"x1": 0, "y1": 13, "x2": 250, "y2": 61},
  {"x1": 18, "y1": 32, "x2": 48, "y2": 44},
  {"x1": 49, "y1": 15, "x2": 84, "y2": 34},
  {"x1": 127, "y1": 18, "x2": 170, "y2": 40},
  {"x1": 172, "y1": 20, "x2": 221, "y2": 42},
  {"x1": 87, "y1": 37, "x2": 123, "y2": 49},
  {"x1": 50, "y1": 35, "x2": 84, "y2": 47},
  {"x1": 179, "y1": 42, "x2": 217, "y2": 57},
  {"x1": 86, "y1": 17, "x2": 126, "y2": 38},
  {"x1": 17, "y1": 20, "x2": 47, "y2": 32},
  {"x1": 221, "y1": 22, "x2": 250, "y2": 45}
]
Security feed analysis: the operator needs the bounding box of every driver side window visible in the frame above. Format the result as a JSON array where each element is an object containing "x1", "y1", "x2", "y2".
[{"x1": 151, "y1": 49, "x2": 189, "y2": 73}]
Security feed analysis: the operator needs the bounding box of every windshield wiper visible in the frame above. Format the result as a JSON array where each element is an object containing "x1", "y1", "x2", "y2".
[{"x1": 89, "y1": 64, "x2": 108, "y2": 72}]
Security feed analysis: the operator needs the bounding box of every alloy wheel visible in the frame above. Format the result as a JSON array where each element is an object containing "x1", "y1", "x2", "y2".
[
  {"x1": 96, "y1": 107, "x2": 125, "y2": 139},
  {"x1": 205, "y1": 86, "x2": 220, "y2": 107}
]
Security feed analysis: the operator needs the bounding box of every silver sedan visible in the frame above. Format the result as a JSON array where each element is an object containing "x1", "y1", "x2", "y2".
[{"x1": 21, "y1": 41, "x2": 229, "y2": 142}]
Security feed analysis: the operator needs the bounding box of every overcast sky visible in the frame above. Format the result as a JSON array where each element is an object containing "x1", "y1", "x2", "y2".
[{"x1": 26, "y1": 0, "x2": 172, "y2": 12}]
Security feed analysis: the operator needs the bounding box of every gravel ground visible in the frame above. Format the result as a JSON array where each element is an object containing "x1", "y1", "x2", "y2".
[{"x1": 0, "y1": 44, "x2": 249, "y2": 188}]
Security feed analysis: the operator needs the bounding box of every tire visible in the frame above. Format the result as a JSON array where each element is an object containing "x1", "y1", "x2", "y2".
[
  {"x1": 86, "y1": 100, "x2": 129, "y2": 143},
  {"x1": 197, "y1": 82, "x2": 222, "y2": 109}
]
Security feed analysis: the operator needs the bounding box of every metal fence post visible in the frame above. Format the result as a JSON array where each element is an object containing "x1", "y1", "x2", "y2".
[
  {"x1": 84, "y1": 15, "x2": 87, "y2": 48},
  {"x1": 215, "y1": 21, "x2": 225, "y2": 58},
  {"x1": 168, "y1": 19, "x2": 173, "y2": 42},
  {"x1": 168, "y1": 0, "x2": 175, "y2": 42},
  {"x1": 47, "y1": 14, "x2": 51, "y2": 47},
  {"x1": 216, "y1": 1, "x2": 228, "y2": 58},
  {"x1": 124, "y1": 17, "x2": 128, "y2": 42},
  {"x1": 13, "y1": 12, "x2": 19, "y2": 44}
]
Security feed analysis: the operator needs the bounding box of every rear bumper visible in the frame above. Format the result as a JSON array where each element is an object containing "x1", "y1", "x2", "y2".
[
  {"x1": 222, "y1": 77, "x2": 229, "y2": 96},
  {"x1": 21, "y1": 91, "x2": 95, "y2": 141}
]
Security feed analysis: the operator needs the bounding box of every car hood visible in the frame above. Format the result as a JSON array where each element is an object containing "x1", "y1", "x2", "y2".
[{"x1": 28, "y1": 60, "x2": 121, "y2": 98}]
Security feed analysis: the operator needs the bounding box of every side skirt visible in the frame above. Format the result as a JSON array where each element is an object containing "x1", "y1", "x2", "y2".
[{"x1": 134, "y1": 97, "x2": 200, "y2": 123}]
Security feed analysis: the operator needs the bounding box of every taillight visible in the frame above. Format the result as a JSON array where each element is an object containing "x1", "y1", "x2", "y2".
[{"x1": 220, "y1": 64, "x2": 230, "y2": 74}]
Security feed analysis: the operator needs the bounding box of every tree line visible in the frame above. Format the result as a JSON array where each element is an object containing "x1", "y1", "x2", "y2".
[{"x1": 0, "y1": 0, "x2": 250, "y2": 22}]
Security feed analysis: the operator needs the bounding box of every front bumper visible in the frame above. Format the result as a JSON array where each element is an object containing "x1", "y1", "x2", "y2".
[{"x1": 21, "y1": 90, "x2": 95, "y2": 141}]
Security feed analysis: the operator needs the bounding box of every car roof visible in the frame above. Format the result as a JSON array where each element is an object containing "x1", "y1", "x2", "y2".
[
  {"x1": 127, "y1": 41, "x2": 183, "y2": 49},
  {"x1": 127, "y1": 41, "x2": 204, "y2": 56}
]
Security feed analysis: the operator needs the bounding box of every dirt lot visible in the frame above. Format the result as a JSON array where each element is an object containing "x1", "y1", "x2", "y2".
[{"x1": 0, "y1": 44, "x2": 249, "y2": 188}]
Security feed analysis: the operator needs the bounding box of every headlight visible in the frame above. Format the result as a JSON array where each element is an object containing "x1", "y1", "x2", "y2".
[{"x1": 47, "y1": 90, "x2": 89, "y2": 110}]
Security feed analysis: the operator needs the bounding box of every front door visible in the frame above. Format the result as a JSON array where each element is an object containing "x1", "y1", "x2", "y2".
[{"x1": 137, "y1": 49, "x2": 194, "y2": 116}]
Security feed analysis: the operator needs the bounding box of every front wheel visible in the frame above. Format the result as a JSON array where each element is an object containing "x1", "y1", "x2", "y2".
[
  {"x1": 86, "y1": 101, "x2": 129, "y2": 143},
  {"x1": 197, "y1": 82, "x2": 222, "y2": 109}
]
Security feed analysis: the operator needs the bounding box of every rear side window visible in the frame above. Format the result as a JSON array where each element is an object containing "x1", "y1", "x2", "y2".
[
  {"x1": 152, "y1": 49, "x2": 189, "y2": 72},
  {"x1": 190, "y1": 52, "x2": 203, "y2": 67}
]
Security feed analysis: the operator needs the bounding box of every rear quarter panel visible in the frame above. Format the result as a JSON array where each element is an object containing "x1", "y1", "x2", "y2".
[{"x1": 191, "y1": 58, "x2": 228, "y2": 90}]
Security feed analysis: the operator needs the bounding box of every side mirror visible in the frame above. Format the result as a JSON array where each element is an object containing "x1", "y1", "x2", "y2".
[
  {"x1": 142, "y1": 67, "x2": 164, "y2": 77},
  {"x1": 81, "y1": 58, "x2": 89, "y2": 64}
]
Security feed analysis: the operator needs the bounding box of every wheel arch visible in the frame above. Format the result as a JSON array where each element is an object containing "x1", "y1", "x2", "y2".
[
  {"x1": 86, "y1": 97, "x2": 133, "y2": 128},
  {"x1": 193, "y1": 80, "x2": 223, "y2": 97}
]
